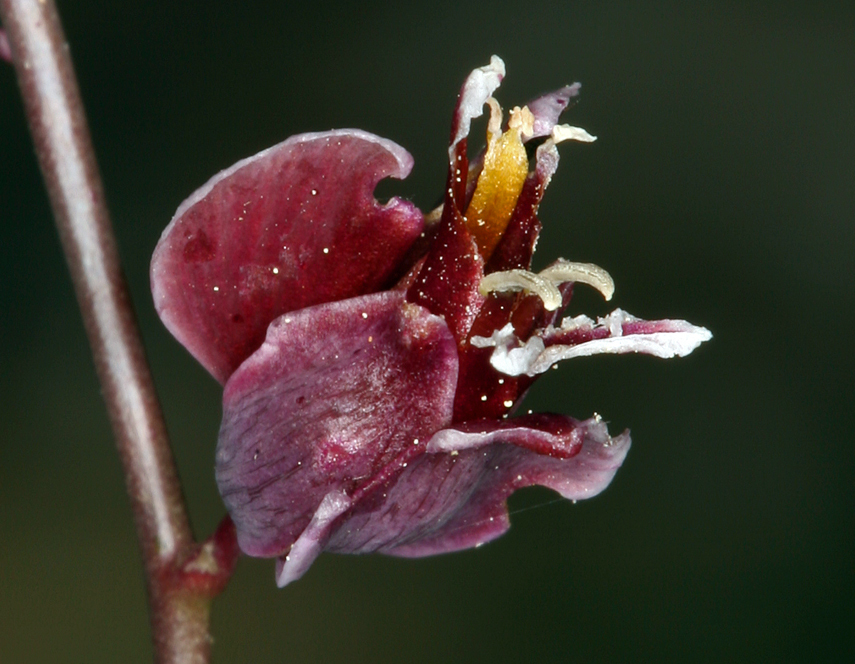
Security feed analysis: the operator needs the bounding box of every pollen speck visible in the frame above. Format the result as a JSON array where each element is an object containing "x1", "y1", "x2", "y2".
[
  {"x1": 503, "y1": 400, "x2": 513, "y2": 408},
  {"x1": 323, "y1": 247, "x2": 329, "y2": 254}
]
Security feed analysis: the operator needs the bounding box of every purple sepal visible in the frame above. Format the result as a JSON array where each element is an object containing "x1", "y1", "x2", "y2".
[
  {"x1": 151, "y1": 130, "x2": 424, "y2": 383},
  {"x1": 274, "y1": 490, "x2": 352, "y2": 587},
  {"x1": 215, "y1": 291, "x2": 458, "y2": 557},
  {"x1": 325, "y1": 415, "x2": 630, "y2": 559}
]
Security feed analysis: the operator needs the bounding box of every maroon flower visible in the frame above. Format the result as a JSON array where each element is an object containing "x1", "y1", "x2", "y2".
[{"x1": 151, "y1": 56, "x2": 710, "y2": 586}]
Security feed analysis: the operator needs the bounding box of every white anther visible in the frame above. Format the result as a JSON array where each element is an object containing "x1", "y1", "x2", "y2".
[
  {"x1": 551, "y1": 124, "x2": 597, "y2": 143},
  {"x1": 538, "y1": 260, "x2": 615, "y2": 301},
  {"x1": 508, "y1": 106, "x2": 535, "y2": 139},
  {"x1": 479, "y1": 269, "x2": 563, "y2": 311},
  {"x1": 485, "y1": 97, "x2": 503, "y2": 141}
]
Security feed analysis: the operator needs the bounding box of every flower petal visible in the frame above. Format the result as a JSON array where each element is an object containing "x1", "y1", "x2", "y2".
[
  {"x1": 472, "y1": 308, "x2": 713, "y2": 377},
  {"x1": 274, "y1": 490, "x2": 352, "y2": 587},
  {"x1": 322, "y1": 415, "x2": 629, "y2": 559},
  {"x1": 449, "y1": 55, "x2": 506, "y2": 159},
  {"x1": 525, "y1": 84, "x2": 582, "y2": 141},
  {"x1": 406, "y1": 56, "x2": 509, "y2": 343},
  {"x1": 406, "y1": 204, "x2": 485, "y2": 345},
  {"x1": 215, "y1": 291, "x2": 458, "y2": 557},
  {"x1": 151, "y1": 130, "x2": 424, "y2": 383}
]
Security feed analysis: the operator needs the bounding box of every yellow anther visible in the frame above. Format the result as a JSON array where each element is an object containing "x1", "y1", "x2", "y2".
[{"x1": 465, "y1": 102, "x2": 532, "y2": 260}]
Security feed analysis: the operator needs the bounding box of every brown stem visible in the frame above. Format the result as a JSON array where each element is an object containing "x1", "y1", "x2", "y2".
[{"x1": 0, "y1": 2, "x2": 235, "y2": 661}]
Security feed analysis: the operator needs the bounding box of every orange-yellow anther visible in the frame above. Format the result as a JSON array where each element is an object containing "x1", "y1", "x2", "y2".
[{"x1": 465, "y1": 104, "x2": 533, "y2": 260}]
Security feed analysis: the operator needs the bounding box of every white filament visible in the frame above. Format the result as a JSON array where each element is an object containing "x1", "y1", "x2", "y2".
[
  {"x1": 479, "y1": 269, "x2": 563, "y2": 311},
  {"x1": 479, "y1": 260, "x2": 615, "y2": 311},
  {"x1": 539, "y1": 260, "x2": 615, "y2": 301}
]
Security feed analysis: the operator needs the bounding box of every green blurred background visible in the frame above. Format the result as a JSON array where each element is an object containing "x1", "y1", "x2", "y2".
[{"x1": 1, "y1": 1, "x2": 852, "y2": 661}]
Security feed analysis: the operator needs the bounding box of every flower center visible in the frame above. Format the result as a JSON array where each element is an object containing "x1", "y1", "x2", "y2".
[{"x1": 464, "y1": 101, "x2": 534, "y2": 260}]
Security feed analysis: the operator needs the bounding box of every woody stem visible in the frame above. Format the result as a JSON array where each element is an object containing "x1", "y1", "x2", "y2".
[{"x1": 0, "y1": 1, "x2": 223, "y2": 661}]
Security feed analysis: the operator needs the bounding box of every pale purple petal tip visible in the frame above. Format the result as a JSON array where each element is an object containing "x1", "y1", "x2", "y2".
[
  {"x1": 450, "y1": 55, "x2": 506, "y2": 155},
  {"x1": 527, "y1": 84, "x2": 582, "y2": 140},
  {"x1": 275, "y1": 490, "x2": 352, "y2": 587}
]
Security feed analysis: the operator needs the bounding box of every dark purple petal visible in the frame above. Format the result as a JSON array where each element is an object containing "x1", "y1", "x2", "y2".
[
  {"x1": 405, "y1": 57, "x2": 510, "y2": 343},
  {"x1": 406, "y1": 203, "x2": 485, "y2": 345},
  {"x1": 151, "y1": 130, "x2": 424, "y2": 383},
  {"x1": 322, "y1": 415, "x2": 629, "y2": 559},
  {"x1": 453, "y1": 296, "x2": 523, "y2": 422},
  {"x1": 483, "y1": 170, "x2": 543, "y2": 274},
  {"x1": 215, "y1": 291, "x2": 458, "y2": 558}
]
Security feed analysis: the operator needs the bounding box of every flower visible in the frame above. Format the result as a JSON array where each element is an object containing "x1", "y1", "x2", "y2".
[{"x1": 151, "y1": 56, "x2": 711, "y2": 587}]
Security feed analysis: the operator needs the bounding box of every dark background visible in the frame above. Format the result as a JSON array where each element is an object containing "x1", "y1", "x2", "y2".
[{"x1": 1, "y1": 1, "x2": 852, "y2": 661}]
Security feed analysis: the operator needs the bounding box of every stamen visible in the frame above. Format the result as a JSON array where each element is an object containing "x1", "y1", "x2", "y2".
[
  {"x1": 465, "y1": 102, "x2": 530, "y2": 260},
  {"x1": 485, "y1": 98, "x2": 503, "y2": 141},
  {"x1": 538, "y1": 260, "x2": 615, "y2": 301},
  {"x1": 507, "y1": 106, "x2": 535, "y2": 140},
  {"x1": 479, "y1": 269, "x2": 563, "y2": 311}
]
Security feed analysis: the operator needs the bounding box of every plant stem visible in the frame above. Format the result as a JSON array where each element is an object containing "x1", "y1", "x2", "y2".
[{"x1": 0, "y1": 2, "x2": 233, "y2": 661}]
